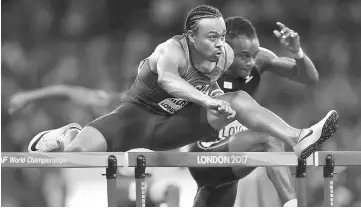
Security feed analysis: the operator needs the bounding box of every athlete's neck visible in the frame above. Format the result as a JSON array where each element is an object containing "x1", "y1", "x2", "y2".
[
  {"x1": 188, "y1": 41, "x2": 217, "y2": 74},
  {"x1": 228, "y1": 65, "x2": 249, "y2": 78}
]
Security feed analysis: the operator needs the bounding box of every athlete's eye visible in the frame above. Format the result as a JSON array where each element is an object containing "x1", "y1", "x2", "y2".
[
  {"x1": 240, "y1": 54, "x2": 251, "y2": 60},
  {"x1": 209, "y1": 36, "x2": 216, "y2": 40}
]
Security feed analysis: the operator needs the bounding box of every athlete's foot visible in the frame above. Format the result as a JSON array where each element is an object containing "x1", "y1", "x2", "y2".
[
  {"x1": 293, "y1": 110, "x2": 339, "y2": 159},
  {"x1": 28, "y1": 123, "x2": 82, "y2": 152}
]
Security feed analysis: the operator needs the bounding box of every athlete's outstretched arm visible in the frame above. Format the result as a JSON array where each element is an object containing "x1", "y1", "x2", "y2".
[
  {"x1": 8, "y1": 85, "x2": 112, "y2": 113},
  {"x1": 260, "y1": 22, "x2": 319, "y2": 85},
  {"x1": 8, "y1": 85, "x2": 70, "y2": 113}
]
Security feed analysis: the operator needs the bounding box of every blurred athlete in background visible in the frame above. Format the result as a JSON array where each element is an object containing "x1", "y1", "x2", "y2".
[{"x1": 189, "y1": 16, "x2": 318, "y2": 207}]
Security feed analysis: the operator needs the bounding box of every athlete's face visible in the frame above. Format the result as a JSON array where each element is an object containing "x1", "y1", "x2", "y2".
[
  {"x1": 226, "y1": 35, "x2": 259, "y2": 78},
  {"x1": 188, "y1": 17, "x2": 226, "y2": 62}
]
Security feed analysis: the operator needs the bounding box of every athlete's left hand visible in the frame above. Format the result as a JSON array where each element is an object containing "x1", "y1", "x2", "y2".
[{"x1": 273, "y1": 22, "x2": 300, "y2": 54}]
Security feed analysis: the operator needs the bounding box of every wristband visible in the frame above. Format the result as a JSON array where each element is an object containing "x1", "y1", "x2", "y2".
[{"x1": 210, "y1": 89, "x2": 224, "y2": 97}]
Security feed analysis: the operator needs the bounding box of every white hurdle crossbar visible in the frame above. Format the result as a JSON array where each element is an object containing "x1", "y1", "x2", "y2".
[
  {"x1": 127, "y1": 152, "x2": 312, "y2": 207},
  {"x1": 2, "y1": 151, "x2": 361, "y2": 207},
  {"x1": 127, "y1": 152, "x2": 313, "y2": 167}
]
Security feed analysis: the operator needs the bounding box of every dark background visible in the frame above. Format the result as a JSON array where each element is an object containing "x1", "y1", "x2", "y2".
[{"x1": 2, "y1": 0, "x2": 361, "y2": 206}]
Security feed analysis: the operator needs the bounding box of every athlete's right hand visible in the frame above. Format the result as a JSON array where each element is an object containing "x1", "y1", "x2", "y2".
[{"x1": 205, "y1": 98, "x2": 236, "y2": 120}]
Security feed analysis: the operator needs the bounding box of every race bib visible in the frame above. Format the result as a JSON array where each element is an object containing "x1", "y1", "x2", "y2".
[
  {"x1": 158, "y1": 85, "x2": 209, "y2": 114},
  {"x1": 218, "y1": 120, "x2": 248, "y2": 140},
  {"x1": 158, "y1": 98, "x2": 189, "y2": 114},
  {"x1": 198, "y1": 120, "x2": 248, "y2": 150}
]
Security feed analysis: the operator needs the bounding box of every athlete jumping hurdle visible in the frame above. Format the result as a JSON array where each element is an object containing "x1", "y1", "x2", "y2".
[{"x1": 28, "y1": 5, "x2": 338, "y2": 170}]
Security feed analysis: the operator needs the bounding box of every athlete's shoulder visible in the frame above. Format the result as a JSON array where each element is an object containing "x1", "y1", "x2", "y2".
[
  {"x1": 224, "y1": 42, "x2": 234, "y2": 70},
  {"x1": 157, "y1": 38, "x2": 184, "y2": 55},
  {"x1": 256, "y1": 47, "x2": 278, "y2": 71},
  {"x1": 151, "y1": 37, "x2": 187, "y2": 66}
]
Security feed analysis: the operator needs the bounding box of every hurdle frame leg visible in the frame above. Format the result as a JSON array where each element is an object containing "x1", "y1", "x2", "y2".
[
  {"x1": 323, "y1": 154, "x2": 335, "y2": 207},
  {"x1": 135, "y1": 155, "x2": 146, "y2": 207},
  {"x1": 295, "y1": 158, "x2": 307, "y2": 207},
  {"x1": 106, "y1": 155, "x2": 118, "y2": 207}
]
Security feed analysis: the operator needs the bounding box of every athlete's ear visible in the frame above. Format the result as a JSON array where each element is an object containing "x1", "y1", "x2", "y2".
[{"x1": 187, "y1": 30, "x2": 196, "y2": 43}]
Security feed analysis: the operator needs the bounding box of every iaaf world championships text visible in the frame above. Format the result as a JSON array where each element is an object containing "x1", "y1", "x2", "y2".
[{"x1": 1, "y1": 156, "x2": 67, "y2": 164}]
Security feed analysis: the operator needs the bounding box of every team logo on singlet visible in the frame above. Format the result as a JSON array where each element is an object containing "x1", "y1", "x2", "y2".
[
  {"x1": 158, "y1": 85, "x2": 209, "y2": 114},
  {"x1": 245, "y1": 75, "x2": 254, "y2": 83},
  {"x1": 197, "y1": 120, "x2": 248, "y2": 150},
  {"x1": 194, "y1": 84, "x2": 210, "y2": 94}
]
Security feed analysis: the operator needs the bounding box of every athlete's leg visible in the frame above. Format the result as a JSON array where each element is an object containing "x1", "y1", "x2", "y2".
[
  {"x1": 188, "y1": 139, "x2": 240, "y2": 207},
  {"x1": 208, "y1": 91, "x2": 299, "y2": 147},
  {"x1": 193, "y1": 183, "x2": 238, "y2": 207},
  {"x1": 207, "y1": 182, "x2": 238, "y2": 207},
  {"x1": 193, "y1": 187, "x2": 211, "y2": 207},
  {"x1": 65, "y1": 103, "x2": 159, "y2": 152},
  {"x1": 30, "y1": 102, "x2": 159, "y2": 152},
  {"x1": 264, "y1": 138, "x2": 297, "y2": 205},
  {"x1": 228, "y1": 131, "x2": 272, "y2": 178},
  {"x1": 189, "y1": 130, "x2": 277, "y2": 207},
  {"x1": 151, "y1": 103, "x2": 218, "y2": 151},
  {"x1": 207, "y1": 91, "x2": 339, "y2": 158},
  {"x1": 201, "y1": 182, "x2": 239, "y2": 207},
  {"x1": 229, "y1": 131, "x2": 296, "y2": 205},
  {"x1": 64, "y1": 126, "x2": 107, "y2": 152}
]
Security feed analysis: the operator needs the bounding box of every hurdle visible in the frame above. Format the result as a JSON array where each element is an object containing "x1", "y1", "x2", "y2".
[
  {"x1": 2, "y1": 151, "x2": 361, "y2": 207},
  {"x1": 314, "y1": 151, "x2": 361, "y2": 207},
  {"x1": 127, "y1": 152, "x2": 313, "y2": 207},
  {"x1": 1, "y1": 152, "x2": 124, "y2": 207}
]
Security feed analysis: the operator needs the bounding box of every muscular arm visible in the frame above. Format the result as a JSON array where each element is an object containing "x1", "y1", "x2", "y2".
[
  {"x1": 259, "y1": 47, "x2": 319, "y2": 85},
  {"x1": 156, "y1": 42, "x2": 213, "y2": 107},
  {"x1": 8, "y1": 85, "x2": 114, "y2": 113},
  {"x1": 8, "y1": 85, "x2": 72, "y2": 113},
  {"x1": 25, "y1": 85, "x2": 72, "y2": 99}
]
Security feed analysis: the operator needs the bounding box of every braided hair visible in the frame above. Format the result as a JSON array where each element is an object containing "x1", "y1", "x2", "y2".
[
  {"x1": 225, "y1": 16, "x2": 257, "y2": 39},
  {"x1": 184, "y1": 5, "x2": 223, "y2": 33}
]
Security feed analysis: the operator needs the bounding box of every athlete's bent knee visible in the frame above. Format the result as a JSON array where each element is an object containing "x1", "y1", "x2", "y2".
[
  {"x1": 229, "y1": 91, "x2": 258, "y2": 110},
  {"x1": 64, "y1": 126, "x2": 108, "y2": 152}
]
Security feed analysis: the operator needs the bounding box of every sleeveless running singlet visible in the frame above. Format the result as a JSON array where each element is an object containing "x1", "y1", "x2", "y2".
[{"x1": 123, "y1": 35, "x2": 229, "y2": 115}]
